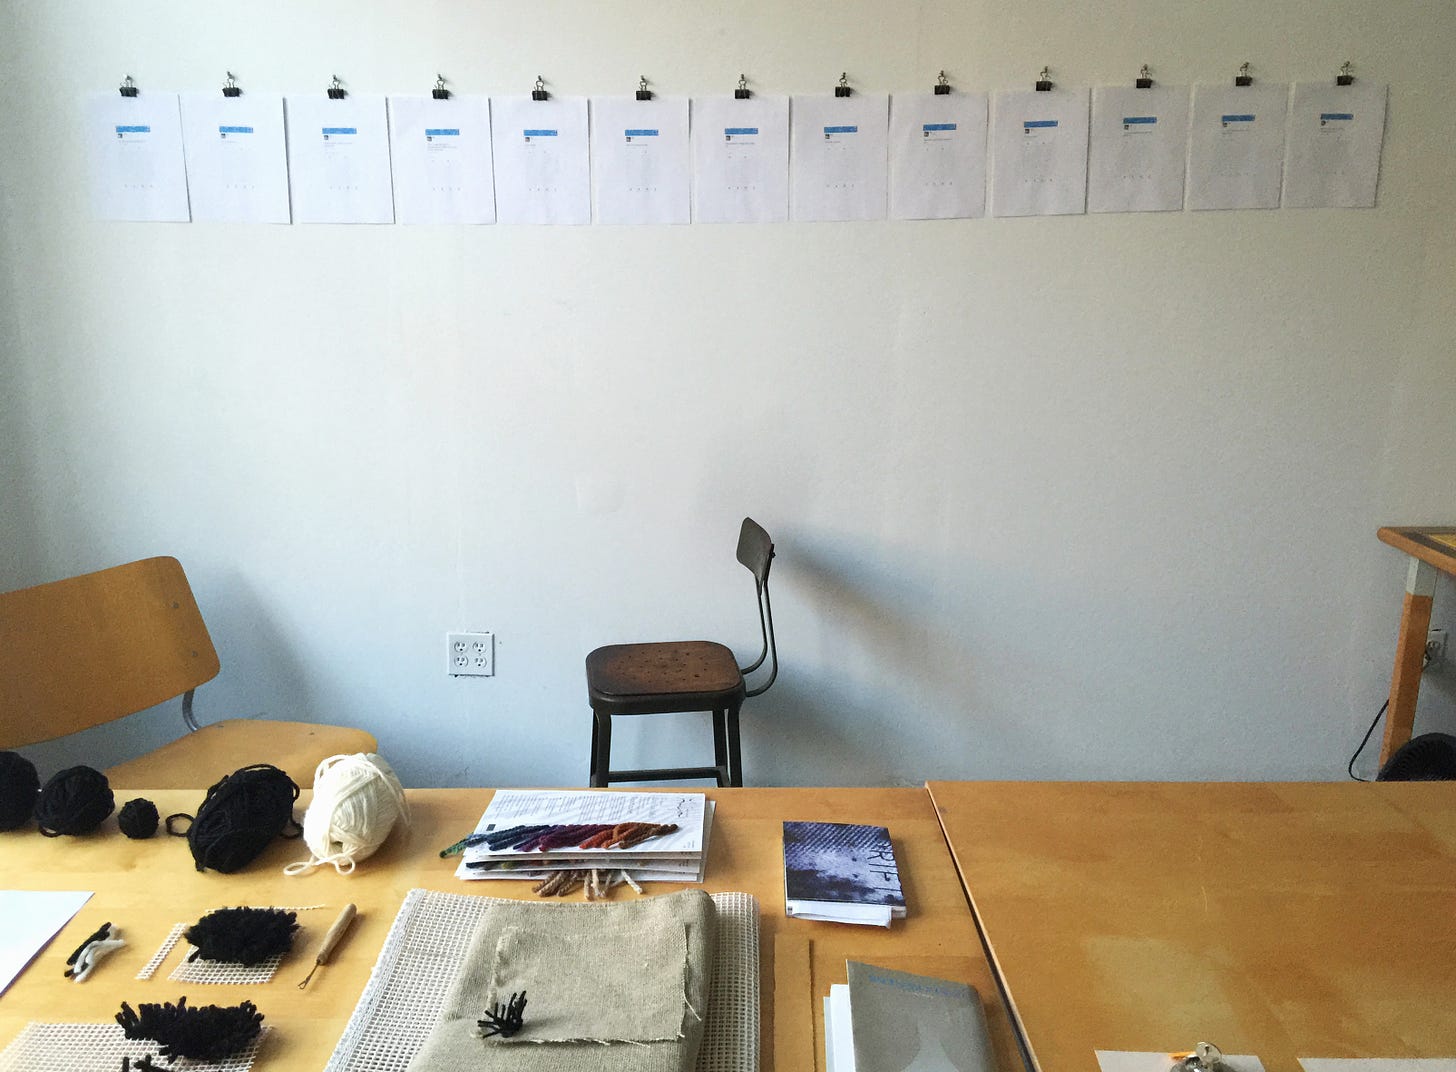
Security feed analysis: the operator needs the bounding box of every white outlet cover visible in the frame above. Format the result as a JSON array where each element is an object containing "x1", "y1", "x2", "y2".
[{"x1": 447, "y1": 632, "x2": 494, "y2": 677}]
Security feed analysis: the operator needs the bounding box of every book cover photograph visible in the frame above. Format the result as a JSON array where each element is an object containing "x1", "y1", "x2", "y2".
[{"x1": 782, "y1": 821, "x2": 905, "y2": 919}]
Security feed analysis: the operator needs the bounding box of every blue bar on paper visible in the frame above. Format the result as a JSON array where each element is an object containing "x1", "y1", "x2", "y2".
[
  {"x1": 1024, "y1": 120, "x2": 1058, "y2": 128},
  {"x1": 115, "y1": 125, "x2": 151, "y2": 133},
  {"x1": 425, "y1": 128, "x2": 461, "y2": 137},
  {"x1": 1122, "y1": 116, "x2": 1157, "y2": 125},
  {"x1": 322, "y1": 127, "x2": 358, "y2": 135},
  {"x1": 923, "y1": 123, "x2": 957, "y2": 132},
  {"x1": 523, "y1": 129, "x2": 558, "y2": 137},
  {"x1": 624, "y1": 129, "x2": 659, "y2": 137},
  {"x1": 725, "y1": 127, "x2": 758, "y2": 136},
  {"x1": 218, "y1": 126, "x2": 254, "y2": 134},
  {"x1": 1319, "y1": 113, "x2": 1354, "y2": 122},
  {"x1": 824, "y1": 125, "x2": 858, "y2": 134},
  {"x1": 1221, "y1": 114, "x2": 1255, "y2": 123}
]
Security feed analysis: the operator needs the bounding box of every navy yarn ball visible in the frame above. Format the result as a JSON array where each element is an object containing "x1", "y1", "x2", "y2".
[
  {"x1": 35, "y1": 766, "x2": 114, "y2": 836},
  {"x1": 0, "y1": 752, "x2": 40, "y2": 831},
  {"x1": 119, "y1": 797, "x2": 160, "y2": 839}
]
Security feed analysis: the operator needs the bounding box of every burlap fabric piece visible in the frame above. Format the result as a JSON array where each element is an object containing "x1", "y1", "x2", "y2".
[{"x1": 406, "y1": 888, "x2": 716, "y2": 1072}]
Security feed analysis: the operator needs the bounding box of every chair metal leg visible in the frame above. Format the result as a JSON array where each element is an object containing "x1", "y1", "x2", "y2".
[
  {"x1": 725, "y1": 703, "x2": 743, "y2": 787},
  {"x1": 590, "y1": 710, "x2": 612, "y2": 788},
  {"x1": 712, "y1": 709, "x2": 729, "y2": 787}
]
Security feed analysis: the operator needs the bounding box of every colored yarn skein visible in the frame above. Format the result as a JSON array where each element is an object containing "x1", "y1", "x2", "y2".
[
  {"x1": 284, "y1": 752, "x2": 410, "y2": 876},
  {"x1": 0, "y1": 751, "x2": 40, "y2": 830},
  {"x1": 35, "y1": 765, "x2": 114, "y2": 836},
  {"x1": 169, "y1": 764, "x2": 300, "y2": 873}
]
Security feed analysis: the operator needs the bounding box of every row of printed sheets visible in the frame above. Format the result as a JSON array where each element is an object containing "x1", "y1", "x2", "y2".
[{"x1": 89, "y1": 84, "x2": 1386, "y2": 224}]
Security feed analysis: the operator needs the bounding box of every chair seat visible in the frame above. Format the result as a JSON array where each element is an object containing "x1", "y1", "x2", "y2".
[
  {"x1": 587, "y1": 641, "x2": 744, "y2": 709},
  {"x1": 104, "y1": 719, "x2": 378, "y2": 790}
]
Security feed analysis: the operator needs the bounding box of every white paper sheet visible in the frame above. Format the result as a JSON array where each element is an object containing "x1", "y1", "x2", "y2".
[
  {"x1": 1096, "y1": 1051, "x2": 1265, "y2": 1072},
  {"x1": 692, "y1": 95, "x2": 790, "y2": 224},
  {"x1": 1088, "y1": 85, "x2": 1190, "y2": 213},
  {"x1": 388, "y1": 95, "x2": 495, "y2": 225},
  {"x1": 990, "y1": 88, "x2": 1089, "y2": 217},
  {"x1": 1282, "y1": 82, "x2": 1387, "y2": 208},
  {"x1": 825, "y1": 985, "x2": 854, "y2": 1072},
  {"x1": 790, "y1": 94, "x2": 890, "y2": 222},
  {"x1": 490, "y1": 96, "x2": 591, "y2": 225},
  {"x1": 591, "y1": 96, "x2": 690, "y2": 225},
  {"x1": 179, "y1": 93, "x2": 290, "y2": 223},
  {"x1": 888, "y1": 91, "x2": 988, "y2": 220},
  {"x1": 1187, "y1": 83, "x2": 1289, "y2": 210},
  {"x1": 1301, "y1": 1061, "x2": 1456, "y2": 1072},
  {"x1": 0, "y1": 890, "x2": 93, "y2": 996},
  {"x1": 85, "y1": 92, "x2": 190, "y2": 222},
  {"x1": 285, "y1": 94, "x2": 394, "y2": 223}
]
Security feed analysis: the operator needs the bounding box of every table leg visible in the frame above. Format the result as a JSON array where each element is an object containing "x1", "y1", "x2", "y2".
[{"x1": 1379, "y1": 557, "x2": 1438, "y2": 767}]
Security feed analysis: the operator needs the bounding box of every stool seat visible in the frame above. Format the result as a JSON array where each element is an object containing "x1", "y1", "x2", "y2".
[{"x1": 587, "y1": 641, "x2": 744, "y2": 707}]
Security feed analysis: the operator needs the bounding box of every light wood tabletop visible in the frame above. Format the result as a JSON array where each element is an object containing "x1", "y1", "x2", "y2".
[
  {"x1": 927, "y1": 780, "x2": 1456, "y2": 1072},
  {"x1": 0, "y1": 786, "x2": 1021, "y2": 1072}
]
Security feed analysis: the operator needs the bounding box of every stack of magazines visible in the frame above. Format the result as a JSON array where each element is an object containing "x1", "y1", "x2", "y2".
[{"x1": 454, "y1": 789, "x2": 714, "y2": 883}]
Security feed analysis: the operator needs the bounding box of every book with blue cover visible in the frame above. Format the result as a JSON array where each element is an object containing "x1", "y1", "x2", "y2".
[{"x1": 782, "y1": 821, "x2": 906, "y2": 926}]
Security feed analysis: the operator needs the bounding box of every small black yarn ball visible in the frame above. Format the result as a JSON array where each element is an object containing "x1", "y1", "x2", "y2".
[
  {"x1": 119, "y1": 797, "x2": 160, "y2": 839},
  {"x1": 35, "y1": 765, "x2": 114, "y2": 836},
  {"x1": 172, "y1": 764, "x2": 300, "y2": 873},
  {"x1": 0, "y1": 751, "x2": 40, "y2": 830}
]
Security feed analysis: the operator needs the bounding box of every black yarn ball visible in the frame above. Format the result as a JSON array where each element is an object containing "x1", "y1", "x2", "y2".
[
  {"x1": 35, "y1": 765, "x2": 114, "y2": 836},
  {"x1": 116, "y1": 997, "x2": 264, "y2": 1061},
  {"x1": 169, "y1": 764, "x2": 300, "y2": 873},
  {"x1": 0, "y1": 751, "x2": 40, "y2": 831},
  {"x1": 184, "y1": 906, "x2": 298, "y2": 965},
  {"x1": 118, "y1": 797, "x2": 160, "y2": 839}
]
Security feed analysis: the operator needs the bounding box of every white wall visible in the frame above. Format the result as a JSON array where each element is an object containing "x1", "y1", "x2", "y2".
[{"x1": 2, "y1": 0, "x2": 1454, "y2": 788}]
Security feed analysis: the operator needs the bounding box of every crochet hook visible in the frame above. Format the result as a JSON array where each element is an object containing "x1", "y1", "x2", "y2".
[{"x1": 297, "y1": 903, "x2": 357, "y2": 989}]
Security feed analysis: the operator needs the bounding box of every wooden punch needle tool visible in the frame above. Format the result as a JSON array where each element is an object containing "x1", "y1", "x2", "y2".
[{"x1": 297, "y1": 903, "x2": 357, "y2": 989}]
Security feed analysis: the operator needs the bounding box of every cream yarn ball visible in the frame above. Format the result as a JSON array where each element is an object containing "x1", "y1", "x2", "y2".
[{"x1": 284, "y1": 753, "x2": 410, "y2": 876}]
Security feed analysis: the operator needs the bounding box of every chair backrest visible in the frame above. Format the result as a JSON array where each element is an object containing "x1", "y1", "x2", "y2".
[
  {"x1": 736, "y1": 518, "x2": 778, "y2": 697},
  {"x1": 0, "y1": 556, "x2": 220, "y2": 748}
]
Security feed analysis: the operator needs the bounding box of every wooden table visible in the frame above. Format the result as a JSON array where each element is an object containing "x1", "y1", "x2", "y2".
[
  {"x1": 928, "y1": 780, "x2": 1456, "y2": 1072},
  {"x1": 0, "y1": 787, "x2": 1021, "y2": 1072},
  {"x1": 1377, "y1": 526, "x2": 1456, "y2": 765}
]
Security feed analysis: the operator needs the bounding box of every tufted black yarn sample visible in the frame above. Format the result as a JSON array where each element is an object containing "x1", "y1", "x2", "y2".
[
  {"x1": 170, "y1": 764, "x2": 300, "y2": 873},
  {"x1": 184, "y1": 906, "x2": 298, "y2": 965},
  {"x1": 118, "y1": 797, "x2": 160, "y2": 839},
  {"x1": 0, "y1": 751, "x2": 40, "y2": 830},
  {"x1": 35, "y1": 765, "x2": 114, "y2": 836},
  {"x1": 116, "y1": 996, "x2": 264, "y2": 1061}
]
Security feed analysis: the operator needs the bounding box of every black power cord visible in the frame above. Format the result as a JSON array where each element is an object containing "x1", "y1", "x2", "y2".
[{"x1": 1348, "y1": 650, "x2": 1432, "y2": 781}]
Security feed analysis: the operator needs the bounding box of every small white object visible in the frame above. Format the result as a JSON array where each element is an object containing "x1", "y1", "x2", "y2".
[
  {"x1": 285, "y1": 753, "x2": 411, "y2": 876},
  {"x1": 69, "y1": 926, "x2": 124, "y2": 982}
]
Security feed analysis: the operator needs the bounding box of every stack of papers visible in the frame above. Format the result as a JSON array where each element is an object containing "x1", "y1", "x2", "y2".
[
  {"x1": 783, "y1": 821, "x2": 905, "y2": 927},
  {"x1": 825, "y1": 961, "x2": 995, "y2": 1072},
  {"x1": 454, "y1": 790, "x2": 713, "y2": 883}
]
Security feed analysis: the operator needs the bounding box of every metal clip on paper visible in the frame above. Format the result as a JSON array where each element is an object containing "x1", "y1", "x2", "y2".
[
  {"x1": 1035, "y1": 66, "x2": 1053, "y2": 92},
  {"x1": 327, "y1": 75, "x2": 347, "y2": 100},
  {"x1": 735, "y1": 74, "x2": 750, "y2": 100},
  {"x1": 532, "y1": 75, "x2": 549, "y2": 102},
  {"x1": 1171, "y1": 1042, "x2": 1230, "y2": 1072},
  {"x1": 834, "y1": 72, "x2": 851, "y2": 98},
  {"x1": 934, "y1": 70, "x2": 951, "y2": 95},
  {"x1": 1136, "y1": 64, "x2": 1153, "y2": 89},
  {"x1": 1337, "y1": 60, "x2": 1355, "y2": 86},
  {"x1": 636, "y1": 76, "x2": 652, "y2": 101},
  {"x1": 433, "y1": 73, "x2": 450, "y2": 100},
  {"x1": 222, "y1": 72, "x2": 241, "y2": 98},
  {"x1": 1235, "y1": 62, "x2": 1253, "y2": 87},
  {"x1": 119, "y1": 75, "x2": 138, "y2": 98}
]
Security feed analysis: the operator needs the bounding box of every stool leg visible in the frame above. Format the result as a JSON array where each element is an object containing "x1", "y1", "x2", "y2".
[
  {"x1": 590, "y1": 710, "x2": 612, "y2": 788},
  {"x1": 712, "y1": 709, "x2": 729, "y2": 787},
  {"x1": 725, "y1": 703, "x2": 743, "y2": 787}
]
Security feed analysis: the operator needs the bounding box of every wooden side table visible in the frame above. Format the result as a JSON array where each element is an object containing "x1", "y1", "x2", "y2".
[{"x1": 1377, "y1": 526, "x2": 1456, "y2": 764}]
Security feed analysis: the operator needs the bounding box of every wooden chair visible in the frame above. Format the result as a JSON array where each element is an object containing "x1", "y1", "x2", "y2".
[
  {"x1": 0, "y1": 556, "x2": 377, "y2": 789},
  {"x1": 586, "y1": 518, "x2": 778, "y2": 788}
]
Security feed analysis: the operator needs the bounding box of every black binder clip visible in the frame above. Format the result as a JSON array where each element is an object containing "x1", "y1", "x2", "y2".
[
  {"x1": 735, "y1": 74, "x2": 751, "y2": 100},
  {"x1": 531, "y1": 75, "x2": 549, "y2": 102},
  {"x1": 1234, "y1": 62, "x2": 1253, "y2": 87},
  {"x1": 635, "y1": 76, "x2": 653, "y2": 101},
  {"x1": 432, "y1": 73, "x2": 450, "y2": 100},
  {"x1": 119, "y1": 75, "x2": 138, "y2": 98},
  {"x1": 934, "y1": 70, "x2": 951, "y2": 95},
  {"x1": 1035, "y1": 66, "x2": 1053, "y2": 92},
  {"x1": 222, "y1": 72, "x2": 241, "y2": 98},
  {"x1": 1336, "y1": 60, "x2": 1355, "y2": 86},
  {"x1": 1135, "y1": 64, "x2": 1153, "y2": 89},
  {"x1": 327, "y1": 75, "x2": 347, "y2": 100},
  {"x1": 834, "y1": 72, "x2": 852, "y2": 98}
]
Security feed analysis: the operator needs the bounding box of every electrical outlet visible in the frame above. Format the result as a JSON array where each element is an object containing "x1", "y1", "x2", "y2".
[
  {"x1": 1427, "y1": 627, "x2": 1448, "y2": 668},
  {"x1": 447, "y1": 632, "x2": 494, "y2": 677}
]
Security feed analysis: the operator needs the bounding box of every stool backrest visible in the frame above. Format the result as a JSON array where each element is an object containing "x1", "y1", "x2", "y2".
[
  {"x1": 736, "y1": 518, "x2": 778, "y2": 696},
  {"x1": 0, "y1": 556, "x2": 220, "y2": 748}
]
